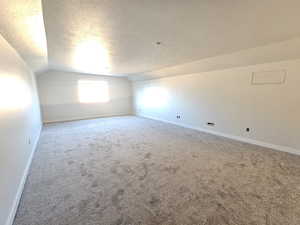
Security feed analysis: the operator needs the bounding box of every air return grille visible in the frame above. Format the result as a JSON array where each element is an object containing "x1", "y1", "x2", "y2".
[{"x1": 251, "y1": 70, "x2": 286, "y2": 85}]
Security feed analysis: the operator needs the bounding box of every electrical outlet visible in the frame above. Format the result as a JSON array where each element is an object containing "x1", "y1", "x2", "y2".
[{"x1": 176, "y1": 115, "x2": 181, "y2": 119}]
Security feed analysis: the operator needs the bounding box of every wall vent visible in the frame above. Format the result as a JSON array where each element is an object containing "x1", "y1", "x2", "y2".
[{"x1": 251, "y1": 70, "x2": 286, "y2": 85}]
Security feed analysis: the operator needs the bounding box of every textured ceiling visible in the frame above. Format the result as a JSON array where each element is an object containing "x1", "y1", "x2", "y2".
[
  {"x1": 0, "y1": 0, "x2": 47, "y2": 72},
  {"x1": 1, "y1": 0, "x2": 300, "y2": 78},
  {"x1": 129, "y1": 38, "x2": 300, "y2": 80}
]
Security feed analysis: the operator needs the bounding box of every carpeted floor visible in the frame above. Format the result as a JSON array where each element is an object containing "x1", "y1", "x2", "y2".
[{"x1": 14, "y1": 116, "x2": 300, "y2": 225}]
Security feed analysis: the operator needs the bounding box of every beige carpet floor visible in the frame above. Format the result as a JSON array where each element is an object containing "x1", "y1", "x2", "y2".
[{"x1": 14, "y1": 116, "x2": 300, "y2": 225}]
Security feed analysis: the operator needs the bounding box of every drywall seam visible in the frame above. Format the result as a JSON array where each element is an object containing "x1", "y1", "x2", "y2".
[
  {"x1": 137, "y1": 114, "x2": 300, "y2": 156},
  {"x1": 43, "y1": 113, "x2": 133, "y2": 124},
  {"x1": 6, "y1": 126, "x2": 42, "y2": 225}
]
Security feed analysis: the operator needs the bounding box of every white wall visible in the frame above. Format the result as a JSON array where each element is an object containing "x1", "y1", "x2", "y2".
[
  {"x1": 133, "y1": 59, "x2": 300, "y2": 152},
  {"x1": 0, "y1": 35, "x2": 42, "y2": 225},
  {"x1": 37, "y1": 70, "x2": 132, "y2": 123}
]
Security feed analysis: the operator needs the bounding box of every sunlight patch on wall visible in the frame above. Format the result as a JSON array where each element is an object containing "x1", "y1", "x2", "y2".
[
  {"x1": 0, "y1": 76, "x2": 31, "y2": 110},
  {"x1": 73, "y1": 39, "x2": 110, "y2": 74},
  {"x1": 141, "y1": 87, "x2": 169, "y2": 108},
  {"x1": 78, "y1": 80, "x2": 109, "y2": 103}
]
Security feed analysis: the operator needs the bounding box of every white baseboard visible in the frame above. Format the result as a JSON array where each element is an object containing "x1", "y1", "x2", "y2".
[
  {"x1": 6, "y1": 126, "x2": 42, "y2": 225},
  {"x1": 43, "y1": 113, "x2": 133, "y2": 124},
  {"x1": 4, "y1": 113, "x2": 299, "y2": 225},
  {"x1": 137, "y1": 114, "x2": 300, "y2": 156}
]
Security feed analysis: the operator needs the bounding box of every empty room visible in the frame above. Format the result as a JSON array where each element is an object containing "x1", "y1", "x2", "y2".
[{"x1": 1, "y1": 0, "x2": 300, "y2": 225}]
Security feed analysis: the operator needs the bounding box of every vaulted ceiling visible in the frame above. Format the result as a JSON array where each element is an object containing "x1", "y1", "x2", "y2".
[
  {"x1": 1, "y1": 0, "x2": 300, "y2": 79},
  {"x1": 0, "y1": 0, "x2": 47, "y2": 72}
]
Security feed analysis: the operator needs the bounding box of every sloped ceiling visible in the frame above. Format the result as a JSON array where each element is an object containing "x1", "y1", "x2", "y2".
[
  {"x1": 1, "y1": 0, "x2": 300, "y2": 79},
  {"x1": 0, "y1": 0, "x2": 47, "y2": 72},
  {"x1": 130, "y1": 38, "x2": 300, "y2": 80}
]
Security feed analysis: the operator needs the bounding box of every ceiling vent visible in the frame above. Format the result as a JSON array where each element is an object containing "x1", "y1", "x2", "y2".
[{"x1": 251, "y1": 70, "x2": 286, "y2": 85}]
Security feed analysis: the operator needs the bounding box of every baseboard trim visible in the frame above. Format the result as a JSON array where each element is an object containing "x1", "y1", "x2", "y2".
[
  {"x1": 5, "y1": 126, "x2": 42, "y2": 225},
  {"x1": 43, "y1": 113, "x2": 133, "y2": 124},
  {"x1": 137, "y1": 114, "x2": 300, "y2": 156}
]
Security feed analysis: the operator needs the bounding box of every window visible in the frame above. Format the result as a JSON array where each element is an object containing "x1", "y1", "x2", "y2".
[{"x1": 78, "y1": 80, "x2": 109, "y2": 103}]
